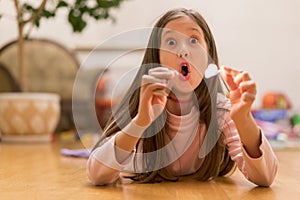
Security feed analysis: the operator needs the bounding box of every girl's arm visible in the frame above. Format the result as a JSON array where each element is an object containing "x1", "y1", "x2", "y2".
[
  {"x1": 232, "y1": 111, "x2": 261, "y2": 157},
  {"x1": 87, "y1": 67, "x2": 174, "y2": 185},
  {"x1": 221, "y1": 110, "x2": 278, "y2": 186},
  {"x1": 219, "y1": 66, "x2": 261, "y2": 158},
  {"x1": 219, "y1": 66, "x2": 278, "y2": 186},
  {"x1": 86, "y1": 119, "x2": 147, "y2": 185},
  {"x1": 114, "y1": 67, "x2": 176, "y2": 152}
]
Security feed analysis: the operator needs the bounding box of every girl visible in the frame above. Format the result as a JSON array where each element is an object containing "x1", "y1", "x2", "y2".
[{"x1": 86, "y1": 8, "x2": 278, "y2": 186}]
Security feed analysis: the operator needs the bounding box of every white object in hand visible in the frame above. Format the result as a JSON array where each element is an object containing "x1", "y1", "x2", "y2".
[
  {"x1": 205, "y1": 64, "x2": 219, "y2": 79},
  {"x1": 153, "y1": 70, "x2": 178, "y2": 96}
]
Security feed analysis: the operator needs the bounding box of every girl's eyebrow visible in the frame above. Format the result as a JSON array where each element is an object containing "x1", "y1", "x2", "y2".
[
  {"x1": 189, "y1": 27, "x2": 205, "y2": 38},
  {"x1": 162, "y1": 30, "x2": 173, "y2": 38},
  {"x1": 191, "y1": 27, "x2": 203, "y2": 34}
]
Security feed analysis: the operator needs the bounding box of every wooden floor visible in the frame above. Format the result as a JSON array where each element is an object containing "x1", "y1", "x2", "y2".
[{"x1": 0, "y1": 139, "x2": 299, "y2": 200}]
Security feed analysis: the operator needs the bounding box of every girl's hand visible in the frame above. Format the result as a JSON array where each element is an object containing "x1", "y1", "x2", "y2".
[
  {"x1": 219, "y1": 65, "x2": 257, "y2": 120},
  {"x1": 135, "y1": 67, "x2": 175, "y2": 127}
]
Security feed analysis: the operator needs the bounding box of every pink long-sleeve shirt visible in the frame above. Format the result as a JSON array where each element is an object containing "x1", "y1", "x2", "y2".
[{"x1": 87, "y1": 94, "x2": 278, "y2": 186}]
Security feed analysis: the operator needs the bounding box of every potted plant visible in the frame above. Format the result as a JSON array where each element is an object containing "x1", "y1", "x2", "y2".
[{"x1": 0, "y1": 0, "x2": 126, "y2": 142}]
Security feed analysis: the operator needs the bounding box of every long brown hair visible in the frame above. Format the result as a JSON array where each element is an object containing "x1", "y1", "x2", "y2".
[{"x1": 93, "y1": 8, "x2": 236, "y2": 183}]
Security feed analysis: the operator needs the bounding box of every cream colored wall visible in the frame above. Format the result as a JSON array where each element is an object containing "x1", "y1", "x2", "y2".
[{"x1": 1, "y1": 0, "x2": 300, "y2": 109}]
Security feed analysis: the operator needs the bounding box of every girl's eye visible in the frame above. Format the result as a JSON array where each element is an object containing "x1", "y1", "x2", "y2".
[
  {"x1": 167, "y1": 39, "x2": 176, "y2": 46},
  {"x1": 189, "y1": 37, "x2": 198, "y2": 44}
]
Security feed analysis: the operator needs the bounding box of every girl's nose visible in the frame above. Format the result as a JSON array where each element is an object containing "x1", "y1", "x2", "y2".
[{"x1": 177, "y1": 49, "x2": 189, "y2": 58}]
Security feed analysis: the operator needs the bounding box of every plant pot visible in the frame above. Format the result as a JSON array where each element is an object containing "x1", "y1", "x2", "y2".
[{"x1": 0, "y1": 92, "x2": 61, "y2": 142}]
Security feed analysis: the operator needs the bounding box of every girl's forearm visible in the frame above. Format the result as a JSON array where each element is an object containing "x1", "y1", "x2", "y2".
[
  {"x1": 115, "y1": 117, "x2": 148, "y2": 152},
  {"x1": 233, "y1": 114, "x2": 262, "y2": 158},
  {"x1": 115, "y1": 132, "x2": 140, "y2": 152},
  {"x1": 86, "y1": 119, "x2": 147, "y2": 185}
]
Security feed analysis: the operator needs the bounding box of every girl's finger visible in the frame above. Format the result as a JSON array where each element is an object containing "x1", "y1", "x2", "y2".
[
  {"x1": 142, "y1": 75, "x2": 167, "y2": 85},
  {"x1": 219, "y1": 65, "x2": 238, "y2": 90},
  {"x1": 241, "y1": 92, "x2": 256, "y2": 103},
  {"x1": 233, "y1": 71, "x2": 251, "y2": 87},
  {"x1": 148, "y1": 69, "x2": 177, "y2": 79},
  {"x1": 239, "y1": 81, "x2": 257, "y2": 94},
  {"x1": 148, "y1": 66, "x2": 171, "y2": 73},
  {"x1": 221, "y1": 65, "x2": 241, "y2": 76},
  {"x1": 141, "y1": 76, "x2": 168, "y2": 96}
]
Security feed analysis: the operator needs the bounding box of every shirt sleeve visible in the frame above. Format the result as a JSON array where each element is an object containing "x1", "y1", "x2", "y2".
[
  {"x1": 86, "y1": 135, "x2": 135, "y2": 185},
  {"x1": 221, "y1": 112, "x2": 278, "y2": 186}
]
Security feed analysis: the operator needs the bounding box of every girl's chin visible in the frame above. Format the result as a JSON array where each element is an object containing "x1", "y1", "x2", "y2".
[{"x1": 171, "y1": 82, "x2": 195, "y2": 96}]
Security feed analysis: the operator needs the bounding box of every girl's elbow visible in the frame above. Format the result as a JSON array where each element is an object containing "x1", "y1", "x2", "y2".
[
  {"x1": 87, "y1": 168, "x2": 103, "y2": 185},
  {"x1": 262, "y1": 162, "x2": 278, "y2": 187},
  {"x1": 87, "y1": 167, "x2": 114, "y2": 185},
  {"x1": 86, "y1": 159, "x2": 119, "y2": 185},
  {"x1": 252, "y1": 166, "x2": 278, "y2": 187},
  {"x1": 254, "y1": 176, "x2": 275, "y2": 187}
]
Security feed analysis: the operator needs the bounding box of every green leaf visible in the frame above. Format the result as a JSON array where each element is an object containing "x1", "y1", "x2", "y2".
[
  {"x1": 34, "y1": 18, "x2": 40, "y2": 27},
  {"x1": 23, "y1": 4, "x2": 34, "y2": 12},
  {"x1": 19, "y1": 0, "x2": 127, "y2": 33},
  {"x1": 41, "y1": 9, "x2": 55, "y2": 18},
  {"x1": 56, "y1": 1, "x2": 69, "y2": 9},
  {"x1": 68, "y1": 9, "x2": 87, "y2": 32},
  {"x1": 97, "y1": 0, "x2": 121, "y2": 8}
]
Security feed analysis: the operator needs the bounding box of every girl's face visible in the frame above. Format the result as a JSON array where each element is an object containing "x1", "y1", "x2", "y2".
[{"x1": 159, "y1": 16, "x2": 209, "y2": 94}]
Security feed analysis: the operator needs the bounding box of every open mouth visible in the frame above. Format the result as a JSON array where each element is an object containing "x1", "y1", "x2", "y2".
[
  {"x1": 179, "y1": 63, "x2": 190, "y2": 80},
  {"x1": 181, "y1": 65, "x2": 189, "y2": 76}
]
